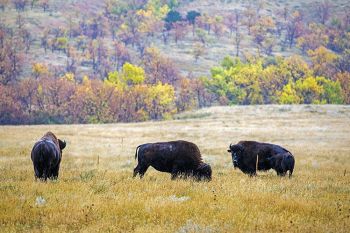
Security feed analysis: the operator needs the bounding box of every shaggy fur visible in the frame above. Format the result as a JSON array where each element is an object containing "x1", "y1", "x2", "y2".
[
  {"x1": 228, "y1": 141, "x2": 293, "y2": 176},
  {"x1": 268, "y1": 152, "x2": 295, "y2": 178},
  {"x1": 133, "y1": 140, "x2": 211, "y2": 181},
  {"x1": 31, "y1": 132, "x2": 66, "y2": 181}
]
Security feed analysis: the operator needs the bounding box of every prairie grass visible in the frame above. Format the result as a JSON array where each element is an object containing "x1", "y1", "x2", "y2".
[{"x1": 0, "y1": 105, "x2": 349, "y2": 232}]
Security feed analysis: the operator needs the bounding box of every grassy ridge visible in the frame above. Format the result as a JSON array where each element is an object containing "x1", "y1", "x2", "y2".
[{"x1": 0, "y1": 105, "x2": 349, "y2": 232}]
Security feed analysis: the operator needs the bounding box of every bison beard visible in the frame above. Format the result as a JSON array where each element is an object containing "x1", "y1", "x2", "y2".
[
  {"x1": 31, "y1": 132, "x2": 66, "y2": 181},
  {"x1": 133, "y1": 140, "x2": 212, "y2": 181},
  {"x1": 228, "y1": 141, "x2": 294, "y2": 176}
]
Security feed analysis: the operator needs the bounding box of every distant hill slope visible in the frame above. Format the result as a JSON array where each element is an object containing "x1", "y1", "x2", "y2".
[{"x1": 1, "y1": 0, "x2": 349, "y2": 79}]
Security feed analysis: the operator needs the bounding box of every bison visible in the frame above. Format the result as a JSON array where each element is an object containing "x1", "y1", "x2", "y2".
[
  {"x1": 31, "y1": 132, "x2": 66, "y2": 181},
  {"x1": 133, "y1": 140, "x2": 212, "y2": 181},
  {"x1": 227, "y1": 141, "x2": 294, "y2": 176},
  {"x1": 268, "y1": 152, "x2": 295, "y2": 177}
]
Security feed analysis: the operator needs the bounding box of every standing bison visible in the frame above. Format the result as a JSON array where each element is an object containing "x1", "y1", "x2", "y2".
[
  {"x1": 227, "y1": 141, "x2": 294, "y2": 177},
  {"x1": 31, "y1": 132, "x2": 66, "y2": 181},
  {"x1": 133, "y1": 140, "x2": 212, "y2": 181}
]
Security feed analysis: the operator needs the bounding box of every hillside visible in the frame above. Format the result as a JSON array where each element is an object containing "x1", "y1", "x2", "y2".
[
  {"x1": 0, "y1": 105, "x2": 349, "y2": 232},
  {"x1": 1, "y1": 0, "x2": 350, "y2": 78},
  {"x1": 1, "y1": 0, "x2": 349, "y2": 125}
]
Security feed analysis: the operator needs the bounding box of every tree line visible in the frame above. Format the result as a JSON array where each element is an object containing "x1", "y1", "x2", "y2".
[
  {"x1": 1, "y1": 49, "x2": 348, "y2": 124},
  {"x1": 0, "y1": 0, "x2": 349, "y2": 124}
]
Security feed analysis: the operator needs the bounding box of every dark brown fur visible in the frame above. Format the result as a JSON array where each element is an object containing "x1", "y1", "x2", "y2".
[
  {"x1": 31, "y1": 132, "x2": 66, "y2": 181},
  {"x1": 133, "y1": 140, "x2": 212, "y2": 181},
  {"x1": 268, "y1": 152, "x2": 295, "y2": 178},
  {"x1": 227, "y1": 141, "x2": 293, "y2": 176}
]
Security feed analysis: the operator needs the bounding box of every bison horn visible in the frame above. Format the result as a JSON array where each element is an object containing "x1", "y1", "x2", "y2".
[{"x1": 58, "y1": 139, "x2": 67, "y2": 150}]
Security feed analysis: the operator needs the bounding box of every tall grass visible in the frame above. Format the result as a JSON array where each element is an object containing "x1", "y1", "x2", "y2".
[{"x1": 0, "y1": 105, "x2": 349, "y2": 232}]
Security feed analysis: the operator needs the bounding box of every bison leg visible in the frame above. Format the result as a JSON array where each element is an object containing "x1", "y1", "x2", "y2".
[
  {"x1": 171, "y1": 173, "x2": 178, "y2": 180},
  {"x1": 33, "y1": 166, "x2": 42, "y2": 181},
  {"x1": 171, "y1": 170, "x2": 182, "y2": 180},
  {"x1": 133, "y1": 164, "x2": 149, "y2": 178},
  {"x1": 170, "y1": 165, "x2": 180, "y2": 180},
  {"x1": 248, "y1": 172, "x2": 257, "y2": 177},
  {"x1": 41, "y1": 168, "x2": 48, "y2": 181},
  {"x1": 138, "y1": 166, "x2": 149, "y2": 178},
  {"x1": 276, "y1": 170, "x2": 286, "y2": 176},
  {"x1": 50, "y1": 164, "x2": 60, "y2": 180},
  {"x1": 133, "y1": 164, "x2": 140, "y2": 178}
]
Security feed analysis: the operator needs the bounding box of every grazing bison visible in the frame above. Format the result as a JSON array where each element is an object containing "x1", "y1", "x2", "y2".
[
  {"x1": 268, "y1": 152, "x2": 295, "y2": 178},
  {"x1": 133, "y1": 140, "x2": 212, "y2": 181},
  {"x1": 227, "y1": 141, "x2": 293, "y2": 176},
  {"x1": 31, "y1": 132, "x2": 66, "y2": 181}
]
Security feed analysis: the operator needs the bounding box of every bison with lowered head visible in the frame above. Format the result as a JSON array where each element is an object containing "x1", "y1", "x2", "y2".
[
  {"x1": 133, "y1": 140, "x2": 212, "y2": 181},
  {"x1": 268, "y1": 152, "x2": 295, "y2": 177},
  {"x1": 227, "y1": 141, "x2": 294, "y2": 176},
  {"x1": 31, "y1": 132, "x2": 66, "y2": 181}
]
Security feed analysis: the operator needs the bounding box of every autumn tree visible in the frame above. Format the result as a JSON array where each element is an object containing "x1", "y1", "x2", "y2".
[
  {"x1": 136, "y1": 8, "x2": 164, "y2": 38},
  {"x1": 38, "y1": 0, "x2": 48, "y2": 12},
  {"x1": 172, "y1": 21, "x2": 188, "y2": 44},
  {"x1": 337, "y1": 48, "x2": 350, "y2": 73},
  {"x1": 30, "y1": 0, "x2": 36, "y2": 9},
  {"x1": 196, "y1": 14, "x2": 213, "y2": 35},
  {"x1": 0, "y1": 37, "x2": 24, "y2": 84},
  {"x1": 192, "y1": 42, "x2": 205, "y2": 62},
  {"x1": 195, "y1": 28, "x2": 207, "y2": 45},
  {"x1": 297, "y1": 23, "x2": 328, "y2": 53},
  {"x1": 0, "y1": 0, "x2": 9, "y2": 11},
  {"x1": 13, "y1": 0, "x2": 27, "y2": 11},
  {"x1": 176, "y1": 77, "x2": 196, "y2": 112},
  {"x1": 17, "y1": 78, "x2": 38, "y2": 114},
  {"x1": 212, "y1": 15, "x2": 225, "y2": 38},
  {"x1": 19, "y1": 28, "x2": 32, "y2": 53},
  {"x1": 147, "y1": 82, "x2": 176, "y2": 120},
  {"x1": 335, "y1": 72, "x2": 350, "y2": 104},
  {"x1": 0, "y1": 84, "x2": 23, "y2": 124},
  {"x1": 307, "y1": 46, "x2": 339, "y2": 78},
  {"x1": 233, "y1": 31, "x2": 243, "y2": 57},
  {"x1": 32, "y1": 63, "x2": 48, "y2": 79},
  {"x1": 112, "y1": 41, "x2": 130, "y2": 70},
  {"x1": 251, "y1": 16, "x2": 276, "y2": 55},
  {"x1": 66, "y1": 46, "x2": 79, "y2": 74},
  {"x1": 118, "y1": 14, "x2": 140, "y2": 46},
  {"x1": 143, "y1": 47, "x2": 180, "y2": 85},
  {"x1": 313, "y1": 0, "x2": 332, "y2": 25},
  {"x1": 242, "y1": 4, "x2": 257, "y2": 35},
  {"x1": 285, "y1": 10, "x2": 304, "y2": 48},
  {"x1": 224, "y1": 9, "x2": 240, "y2": 37}
]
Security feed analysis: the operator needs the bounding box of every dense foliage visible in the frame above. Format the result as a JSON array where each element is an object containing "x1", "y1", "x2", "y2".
[
  {"x1": 0, "y1": 0, "x2": 349, "y2": 124},
  {"x1": 203, "y1": 54, "x2": 345, "y2": 105}
]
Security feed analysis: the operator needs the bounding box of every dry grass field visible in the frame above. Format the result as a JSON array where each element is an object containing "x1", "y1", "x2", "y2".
[{"x1": 0, "y1": 105, "x2": 349, "y2": 232}]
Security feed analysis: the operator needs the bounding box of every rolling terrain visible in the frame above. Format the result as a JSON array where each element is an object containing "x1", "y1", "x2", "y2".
[
  {"x1": 1, "y1": 0, "x2": 350, "y2": 78},
  {"x1": 0, "y1": 105, "x2": 349, "y2": 232}
]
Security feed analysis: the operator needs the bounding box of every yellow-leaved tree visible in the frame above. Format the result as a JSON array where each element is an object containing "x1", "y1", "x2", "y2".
[
  {"x1": 105, "y1": 62, "x2": 145, "y2": 89},
  {"x1": 147, "y1": 82, "x2": 176, "y2": 120}
]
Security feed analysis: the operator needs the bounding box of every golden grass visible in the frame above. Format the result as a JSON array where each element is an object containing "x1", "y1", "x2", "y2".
[{"x1": 0, "y1": 105, "x2": 349, "y2": 232}]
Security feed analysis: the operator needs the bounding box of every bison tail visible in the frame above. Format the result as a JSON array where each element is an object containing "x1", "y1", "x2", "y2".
[
  {"x1": 286, "y1": 153, "x2": 295, "y2": 178},
  {"x1": 289, "y1": 168, "x2": 294, "y2": 178},
  {"x1": 135, "y1": 145, "x2": 141, "y2": 160},
  {"x1": 32, "y1": 142, "x2": 47, "y2": 179}
]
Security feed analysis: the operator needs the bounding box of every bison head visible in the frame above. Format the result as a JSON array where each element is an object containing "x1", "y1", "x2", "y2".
[
  {"x1": 195, "y1": 163, "x2": 212, "y2": 181},
  {"x1": 227, "y1": 143, "x2": 244, "y2": 168},
  {"x1": 58, "y1": 139, "x2": 66, "y2": 152}
]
